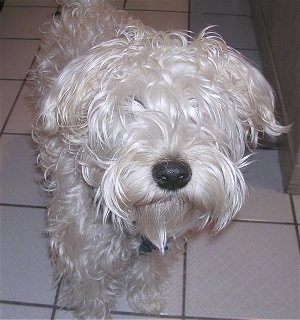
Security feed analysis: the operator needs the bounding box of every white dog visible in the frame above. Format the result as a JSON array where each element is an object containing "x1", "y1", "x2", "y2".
[{"x1": 31, "y1": 0, "x2": 288, "y2": 318}]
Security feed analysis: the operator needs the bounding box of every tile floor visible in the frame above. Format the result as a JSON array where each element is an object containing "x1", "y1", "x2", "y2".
[{"x1": 0, "y1": 0, "x2": 299, "y2": 319}]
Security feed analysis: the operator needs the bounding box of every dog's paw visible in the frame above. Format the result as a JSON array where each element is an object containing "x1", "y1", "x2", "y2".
[{"x1": 127, "y1": 288, "x2": 164, "y2": 315}]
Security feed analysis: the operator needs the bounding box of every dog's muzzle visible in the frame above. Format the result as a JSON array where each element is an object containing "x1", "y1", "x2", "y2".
[{"x1": 152, "y1": 160, "x2": 192, "y2": 191}]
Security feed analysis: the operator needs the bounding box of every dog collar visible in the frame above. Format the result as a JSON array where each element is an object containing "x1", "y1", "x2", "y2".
[{"x1": 139, "y1": 236, "x2": 169, "y2": 255}]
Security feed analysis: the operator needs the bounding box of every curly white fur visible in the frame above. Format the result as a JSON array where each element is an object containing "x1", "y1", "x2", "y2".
[{"x1": 30, "y1": 0, "x2": 288, "y2": 318}]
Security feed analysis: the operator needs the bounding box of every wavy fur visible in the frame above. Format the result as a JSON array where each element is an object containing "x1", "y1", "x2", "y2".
[{"x1": 30, "y1": 1, "x2": 288, "y2": 318}]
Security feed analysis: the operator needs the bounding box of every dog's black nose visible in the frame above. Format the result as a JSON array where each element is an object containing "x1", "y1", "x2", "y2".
[{"x1": 152, "y1": 160, "x2": 192, "y2": 190}]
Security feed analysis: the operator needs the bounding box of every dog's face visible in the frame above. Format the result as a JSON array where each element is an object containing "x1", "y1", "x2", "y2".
[{"x1": 41, "y1": 29, "x2": 286, "y2": 252}]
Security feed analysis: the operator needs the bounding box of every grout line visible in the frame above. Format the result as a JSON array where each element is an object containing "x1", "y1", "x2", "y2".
[
  {"x1": 0, "y1": 37, "x2": 41, "y2": 40},
  {"x1": 181, "y1": 241, "x2": 187, "y2": 320},
  {"x1": 187, "y1": 0, "x2": 191, "y2": 31},
  {"x1": 1, "y1": 132, "x2": 32, "y2": 136},
  {"x1": 0, "y1": 78, "x2": 25, "y2": 81},
  {"x1": 126, "y1": 8, "x2": 188, "y2": 14},
  {"x1": 0, "y1": 80, "x2": 26, "y2": 135},
  {"x1": 233, "y1": 47, "x2": 259, "y2": 51},
  {"x1": 185, "y1": 316, "x2": 254, "y2": 320},
  {"x1": 0, "y1": 203, "x2": 47, "y2": 210},
  {"x1": 0, "y1": 54, "x2": 37, "y2": 135},
  {"x1": 4, "y1": 6, "x2": 58, "y2": 8},
  {"x1": 235, "y1": 47, "x2": 261, "y2": 51},
  {"x1": 232, "y1": 218, "x2": 298, "y2": 226},
  {"x1": 201, "y1": 12, "x2": 252, "y2": 18},
  {"x1": 0, "y1": 299, "x2": 55, "y2": 310},
  {"x1": 50, "y1": 280, "x2": 62, "y2": 320}
]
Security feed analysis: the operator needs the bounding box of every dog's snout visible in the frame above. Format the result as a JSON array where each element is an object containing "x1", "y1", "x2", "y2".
[{"x1": 152, "y1": 160, "x2": 192, "y2": 191}]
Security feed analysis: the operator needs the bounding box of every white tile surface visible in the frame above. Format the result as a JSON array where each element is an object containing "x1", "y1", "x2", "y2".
[
  {"x1": 238, "y1": 49, "x2": 263, "y2": 71},
  {"x1": 0, "y1": 39, "x2": 40, "y2": 79},
  {"x1": 0, "y1": 303, "x2": 52, "y2": 319},
  {"x1": 0, "y1": 80, "x2": 23, "y2": 131},
  {"x1": 293, "y1": 194, "x2": 300, "y2": 223},
  {"x1": 0, "y1": 206, "x2": 55, "y2": 304},
  {"x1": 5, "y1": 0, "x2": 57, "y2": 6},
  {"x1": 126, "y1": 0, "x2": 189, "y2": 12},
  {"x1": 4, "y1": 82, "x2": 33, "y2": 134},
  {"x1": 54, "y1": 309, "x2": 74, "y2": 319},
  {"x1": 237, "y1": 149, "x2": 293, "y2": 223},
  {"x1": 127, "y1": 10, "x2": 188, "y2": 30},
  {"x1": 185, "y1": 222, "x2": 300, "y2": 319},
  {"x1": 0, "y1": 135, "x2": 47, "y2": 206},
  {"x1": 0, "y1": 7, "x2": 56, "y2": 39},
  {"x1": 190, "y1": 14, "x2": 258, "y2": 49},
  {"x1": 190, "y1": 0, "x2": 251, "y2": 15}
]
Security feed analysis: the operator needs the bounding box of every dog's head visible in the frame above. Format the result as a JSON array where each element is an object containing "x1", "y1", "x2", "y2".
[{"x1": 39, "y1": 27, "x2": 288, "y2": 252}]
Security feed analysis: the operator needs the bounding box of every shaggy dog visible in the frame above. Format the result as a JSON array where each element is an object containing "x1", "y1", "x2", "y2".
[{"x1": 31, "y1": 0, "x2": 288, "y2": 318}]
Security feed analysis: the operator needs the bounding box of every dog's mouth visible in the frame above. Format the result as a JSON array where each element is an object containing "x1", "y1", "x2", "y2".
[{"x1": 133, "y1": 199, "x2": 194, "y2": 253}]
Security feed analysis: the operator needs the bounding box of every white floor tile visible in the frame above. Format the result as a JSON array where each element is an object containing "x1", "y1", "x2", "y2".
[
  {"x1": 243, "y1": 149, "x2": 284, "y2": 192},
  {"x1": 292, "y1": 194, "x2": 300, "y2": 223},
  {"x1": 0, "y1": 80, "x2": 23, "y2": 131},
  {"x1": 5, "y1": 0, "x2": 57, "y2": 6},
  {"x1": 237, "y1": 187, "x2": 292, "y2": 223},
  {"x1": 0, "y1": 303, "x2": 52, "y2": 319},
  {"x1": 185, "y1": 222, "x2": 300, "y2": 319},
  {"x1": 0, "y1": 39, "x2": 40, "y2": 79},
  {"x1": 0, "y1": 206, "x2": 55, "y2": 304},
  {"x1": 54, "y1": 309, "x2": 74, "y2": 319},
  {"x1": 126, "y1": 0, "x2": 188, "y2": 12},
  {"x1": 237, "y1": 149, "x2": 293, "y2": 223},
  {"x1": 0, "y1": 134, "x2": 47, "y2": 206},
  {"x1": 238, "y1": 49, "x2": 263, "y2": 71},
  {"x1": 4, "y1": 81, "x2": 33, "y2": 134},
  {"x1": 190, "y1": 0, "x2": 251, "y2": 15},
  {"x1": 190, "y1": 14, "x2": 257, "y2": 49},
  {"x1": 0, "y1": 7, "x2": 56, "y2": 39},
  {"x1": 127, "y1": 10, "x2": 188, "y2": 30}
]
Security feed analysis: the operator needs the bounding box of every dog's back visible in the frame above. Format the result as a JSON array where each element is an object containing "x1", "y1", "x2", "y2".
[{"x1": 31, "y1": 0, "x2": 138, "y2": 102}]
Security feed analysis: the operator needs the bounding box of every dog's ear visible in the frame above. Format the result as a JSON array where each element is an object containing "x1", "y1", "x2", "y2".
[
  {"x1": 194, "y1": 33, "x2": 289, "y2": 148},
  {"x1": 33, "y1": 56, "x2": 101, "y2": 142},
  {"x1": 219, "y1": 47, "x2": 289, "y2": 148}
]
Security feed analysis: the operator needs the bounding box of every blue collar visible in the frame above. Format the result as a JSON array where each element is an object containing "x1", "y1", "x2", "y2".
[{"x1": 139, "y1": 236, "x2": 169, "y2": 255}]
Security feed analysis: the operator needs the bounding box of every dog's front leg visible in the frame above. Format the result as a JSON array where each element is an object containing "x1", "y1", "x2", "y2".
[
  {"x1": 126, "y1": 252, "x2": 172, "y2": 315},
  {"x1": 44, "y1": 150, "x2": 132, "y2": 319}
]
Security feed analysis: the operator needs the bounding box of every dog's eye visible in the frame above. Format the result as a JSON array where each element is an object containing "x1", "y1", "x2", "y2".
[
  {"x1": 133, "y1": 98, "x2": 146, "y2": 109},
  {"x1": 187, "y1": 98, "x2": 201, "y2": 125},
  {"x1": 188, "y1": 98, "x2": 198, "y2": 108}
]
